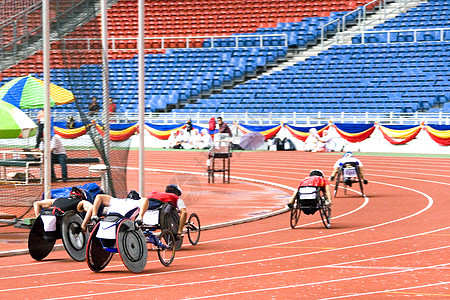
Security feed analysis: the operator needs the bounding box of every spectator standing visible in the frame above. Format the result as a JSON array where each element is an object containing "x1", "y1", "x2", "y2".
[
  {"x1": 88, "y1": 96, "x2": 100, "y2": 116},
  {"x1": 35, "y1": 109, "x2": 44, "y2": 148},
  {"x1": 216, "y1": 117, "x2": 232, "y2": 141},
  {"x1": 41, "y1": 133, "x2": 68, "y2": 182},
  {"x1": 109, "y1": 97, "x2": 117, "y2": 114}
]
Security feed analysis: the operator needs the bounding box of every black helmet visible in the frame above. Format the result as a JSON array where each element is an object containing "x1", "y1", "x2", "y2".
[
  {"x1": 127, "y1": 190, "x2": 141, "y2": 200},
  {"x1": 165, "y1": 184, "x2": 182, "y2": 196},
  {"x1": 309, "y1": 169, "x2": 324, "y2": 177},
  {"x1": 69, "y1": 186, "x2": 87, "y2": 200}
]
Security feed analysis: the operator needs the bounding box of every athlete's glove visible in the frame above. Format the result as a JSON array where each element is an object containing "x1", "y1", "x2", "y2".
[
  {"x1": 91, "y1": 215, "x2": 100, "y2": 226},
  {"x1": 330, "y1": 176, "x2": 335, "y2": 181},
  {"x1": 363, "y1": 179, "x2": 368, "y2": 185}
]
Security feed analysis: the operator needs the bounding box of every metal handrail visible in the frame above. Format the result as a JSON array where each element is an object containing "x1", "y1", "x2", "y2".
[
  {"x1": 56, "y1": 34, "x2": 289, "y2": 50},
  {"x1": 340, "y1": 27, "x2": 450, "y2": 44},
  {"x1": 320, "y1": 0, "x2": 423, "y2": 49}
]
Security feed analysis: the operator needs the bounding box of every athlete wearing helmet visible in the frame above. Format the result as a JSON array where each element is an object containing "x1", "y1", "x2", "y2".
[
  {"x1": 33, "y1": 186, "x2": 93, "y2": 231},
  {"x1": 329, "y1": 152, "x2": 368, "y2": 185},
  {"x1": 286, "y1": 169, "x2": 332, "y2": 209},
  {"x1": 137, "y1": 184, "x2": 187, "y2": 238}
]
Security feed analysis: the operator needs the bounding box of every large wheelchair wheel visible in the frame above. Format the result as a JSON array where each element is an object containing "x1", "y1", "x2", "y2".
[
  {"x1": 61, "y1": 211, "x2": 88, "y2": 262},
  {"x1": 86, "y1": 223, "x2": 114, "y2": 272},
  {"x1": 187, "y1": 213, "x2": 201, "y2": 245},
  {"x1": 290, "y1": 195, "x2": 301, "y2": 229},
  {"x1": 319, "y1": 204, "x2": 331, "y2": 229},
  {"x1": 28, "y1": 215, "x2": 56, "y2": 261},
  {"x1": 356, "y1": 169, "x2": 365, "y2": 196},
  {"x1": 318, "y1": 190, "x2": 331, "y2": 229},
  {"x1": 117, "y1": 219, "x2": 148, "y2": 273},
  {"x1": 157, "y1": 229, "x2": 176, "y2": 267}
]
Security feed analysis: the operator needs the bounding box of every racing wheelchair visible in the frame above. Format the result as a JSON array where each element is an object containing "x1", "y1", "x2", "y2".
[
  {"x1": 143, "y1": 202, "x2": 201, "y2": 251},
  {"x1": 86, "y1": 211, "x2": 176, "y2": 273},
  {"x1": 28, "y1": 208, "x2": 88, "y2": 261},
  {"x1": 333, "y1": 162, "x2": 365, "y2": 197},
  {"x1": 290, "y1": 186, "x2": 331, "y2": 229}
]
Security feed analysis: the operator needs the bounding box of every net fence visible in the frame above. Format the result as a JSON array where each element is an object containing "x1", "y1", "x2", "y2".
[{"x1": 0, "y1": 0, "x2": 131, "y2": 226}]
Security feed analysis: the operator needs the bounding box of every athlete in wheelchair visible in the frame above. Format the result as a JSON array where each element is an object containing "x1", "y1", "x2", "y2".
[
  {"x1": 137, "y1": 184, "x2": 201, "y2": 251},
  {"x1": 330, "y1": 152, "x2": 368, "y2": 197},
  {"x1": 28, "y1": 187, "x2": 93, "y2": 261},
  {"x1": 86, "y1": 191, "x2": 176, "y2": 273},
  {"x1": 287, "y1": 170, "x2": 332, "y2": 229}
]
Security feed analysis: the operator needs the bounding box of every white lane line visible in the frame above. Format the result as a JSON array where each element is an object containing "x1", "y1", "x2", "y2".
[
  {"x1": 0, "y1": 179, "x2": 431, "y2": 280},
  {"x1": 42, "y1": 246, "x2": 450, "y2": 300}
]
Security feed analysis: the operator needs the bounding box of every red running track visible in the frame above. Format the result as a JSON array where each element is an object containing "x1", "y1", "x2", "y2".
[{"x1": 0, "y1": 151, "x2": 449, "y2": 299}]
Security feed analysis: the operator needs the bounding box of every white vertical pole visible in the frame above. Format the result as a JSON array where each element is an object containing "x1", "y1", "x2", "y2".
[
  {"x1": 101, "y1": 0, "x2": 111, "y2": 194},
  {"x1": 42, "y1": 0, "x2": 51, "y2": 198},
  {"x1": 138, "y1": 0, "x2": 146, "y2": 196}
]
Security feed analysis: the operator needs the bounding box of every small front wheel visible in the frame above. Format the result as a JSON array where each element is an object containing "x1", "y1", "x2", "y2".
[
  {"x1": 157, "y1": 229, "x2": 176, "y2": 267},
  {"x1": 186, "y1": 213, "x2": 201, "y2": 245}
]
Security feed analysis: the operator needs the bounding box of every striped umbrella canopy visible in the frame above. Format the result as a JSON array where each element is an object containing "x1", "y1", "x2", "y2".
[
  {"x1": 0, "y1": 75, "x2": 74, "y2": 109},
  {"x1": 0, "y1": 100, "x2": 37, "y2": 138}
]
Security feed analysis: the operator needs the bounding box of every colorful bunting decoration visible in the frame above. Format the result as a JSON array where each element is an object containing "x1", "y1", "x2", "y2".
[
  {"x1": 378, "y1": 124, "x2": 422, "y2": 145},
  {"x1": 236, "y1": 124, "x2": 282, "y2": 140},
  {"x1": 423, "y1": 124, "x2": 450, "y2": 146},
  {"x1": 52, "y1": 121, "x2": 450, "y2": 147},
  {"x1": 284, "y1": 124, "x2": 330, "y2": 141},
  {"x1": 332, "y1": 123, "x2": 375, "y2": 143}
]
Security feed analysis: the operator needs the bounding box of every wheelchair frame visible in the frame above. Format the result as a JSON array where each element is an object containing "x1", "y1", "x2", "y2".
[
  {"x1": 334, "y1": 162, "x2": 365, "y2": 197},
  {"x1": 28, "y1": 209, "x2": 88, "y2": 262},
  {"x1": 86, "y1": 213, "x2": 176, "y2": 273},
  {"x1": 143, "y1": 203, "x2": 201, "y2": 251},
  {"x1": 290, "y1": 186, "x2": 331, "y2": 229}
]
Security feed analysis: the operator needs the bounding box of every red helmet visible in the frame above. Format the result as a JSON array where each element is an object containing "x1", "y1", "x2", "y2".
[{"x1": 69, "y1": 186, "x2": 86, "y2": 200}]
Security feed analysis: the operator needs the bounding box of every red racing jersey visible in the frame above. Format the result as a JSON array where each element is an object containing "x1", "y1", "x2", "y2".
[
  {"x1": 297, "y1": 176, "x2": 329, "y2": 189},
  {"x1": 148, "y1": 191, "x2": 179, "y2": 208}
]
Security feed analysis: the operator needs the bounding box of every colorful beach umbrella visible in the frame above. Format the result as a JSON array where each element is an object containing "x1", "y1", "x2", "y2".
[
  {"x1": 0, "y1": 100, "x2": 37, "y2": 138},
  {"x1": 0, "y1": 75, "x2": 74, "y2": 109}
]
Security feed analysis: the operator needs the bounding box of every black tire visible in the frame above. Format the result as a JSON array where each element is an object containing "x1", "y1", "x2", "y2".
[
  {"x1": 28, "y1": 215, "x2": 56, "y2": 261},
  {"x1": 186, "y1": 213, "x2": 201, "y2": 245},
  {"x1": 86, "y1": 223, "x2": 114, "y2": 272},
  {"x1": 117, "y1": 219, "x2": 148, "y2": 273},
  {"x1": 334, "y1": 171, "x2": 341, "y2": 197},
  {"x1": 61, "y1": 211, "x2": 88, "y2": 262},
  {"x1": 164, "y1": 212, "x2": 180, "y2": 235},
  {"x1": 319, "y1": 190, "x2": 331, "y2": 228},
  {"x1": 357, "y1": 168, "x2": 365, "y2": 197},
  {"x1": 157, "y1": 229, "x2": 176, "y2": 267},
  {"x1": 320, "y1": 205, "x2": 331, "y2": 229},
  {"x1": 290, "y1": 195, "x2": 301, "y2": 229}
]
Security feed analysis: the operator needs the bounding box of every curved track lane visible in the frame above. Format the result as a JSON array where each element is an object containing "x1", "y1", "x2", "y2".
[{"x1": 0, "y1": 151, "x2": 449, "y2": 299}]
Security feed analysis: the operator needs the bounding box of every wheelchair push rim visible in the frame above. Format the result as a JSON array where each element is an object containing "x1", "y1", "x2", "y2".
[
  {"x1": 187, "y1": 213, "x2": 201, "y2": 245},
  {"x1": 157, "y1": 229, "x2": 176, "y2": 267},
  {"x1": 28, "y1": 215, "x2": 56, "y2": 261},
  {"x1": 61, "y1": 211, "x2": 89, "y2": 262},
  {"x1": 117, "y1": 219, "x2": 148, "y2": 273},
  {"x1": 86, "y1": 222, "x2": 114, "y2": 272}
]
